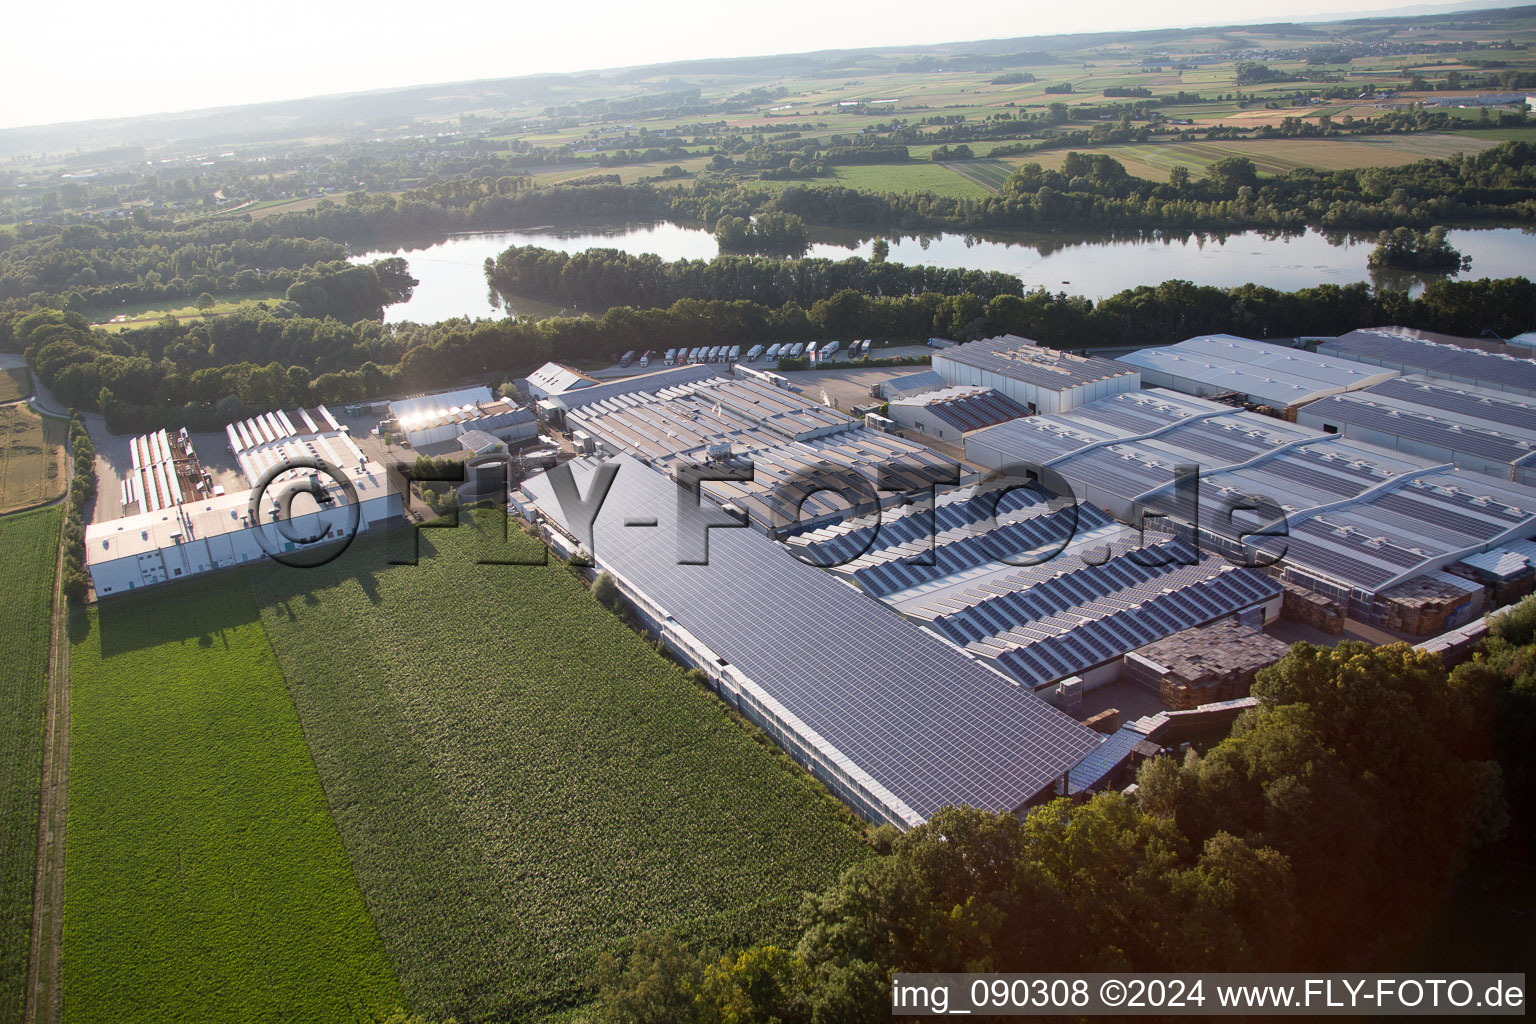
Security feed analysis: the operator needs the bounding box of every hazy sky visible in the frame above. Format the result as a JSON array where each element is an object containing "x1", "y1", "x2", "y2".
[{"x1": 0, "y1": 0, "x2": 1486, "y2": 130}]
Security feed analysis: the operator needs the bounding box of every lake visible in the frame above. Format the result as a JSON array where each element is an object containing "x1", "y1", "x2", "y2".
[{"x1": 352, "y1": 221, "x2": 1536, "y2": 324}]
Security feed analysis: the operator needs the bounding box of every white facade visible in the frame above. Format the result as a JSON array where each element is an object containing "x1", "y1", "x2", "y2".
[
  {"x1": 87, "y1": 478, "x2": 401, "y2": 596},
  {"x1": 90, "y1": 415, "x2": 403, "y2": 596}
]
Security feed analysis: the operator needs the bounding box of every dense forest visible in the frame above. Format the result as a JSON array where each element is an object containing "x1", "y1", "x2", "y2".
[
  {"x1": 8, "y1": 274, "x2": 1535, "y2": 435},
  {"x1": 485, "y1": 246, "x2": 1026, "y2": 309}
]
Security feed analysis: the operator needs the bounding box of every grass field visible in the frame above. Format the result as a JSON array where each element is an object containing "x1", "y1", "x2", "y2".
[
  {"x1": 748, "y1": 161, "x2": 992, "y2": 198},
  {"x1": 999, "y1": 132, "x2": 1507, "y2": 182},
  {"x1": 64, "y1": 580, "x2": 402, "y2": 1024},
  {"x1": 90, "y1": 291, "x2": 285, "y2": 333},
  {"x1": 944, "y1": 159, "x2": 1018, "y2": 193},
  {"x1": 0, "y1": 507, "x2": 59, "y2": 1024},
  {"x1": 0, "y1": 406, "x2": 66, "y2": 515},
  {"x1": 0, "y1": 369, "x2": 29, "y2": 405},
  {"x1": 251, "y1": 513, "x2": 869, "y2": 1022}
]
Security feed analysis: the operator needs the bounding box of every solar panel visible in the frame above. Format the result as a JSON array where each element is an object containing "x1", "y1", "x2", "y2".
[{"x1": 522, "y1": 457, "x2": 1101, "y2": 821}]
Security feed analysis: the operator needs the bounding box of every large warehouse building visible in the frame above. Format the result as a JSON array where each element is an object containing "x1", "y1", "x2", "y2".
[
  {"x1": 516, "y1": 455, "x2": 1102, "y2": 828},
  {"x1": 1319, "y1": 327, "x2": 1536, "y2": 399},
  {"x1": 1116, "y1": 334, "x2": 1398, "y2": 413},
  {"x1": 564, "y1": 373, "x2": 959, "y2": 534},
  {"x1": 387, "y1": 387, "x2": 537, "y2": 448},
  {"x1": 89, "y1": 407, "x2": 402, "y2": 595},
  {"x1": 1299, "y1": 375, "x2": 1536, "y2": 486},
  {"x1": 787, "y1": 481, "x2": 1281, "y2": 690},
  {"x1": 931, "y1": 335, "x2": 1139, "y2": 414},
  {"x1": 533, "y1": 363, "x2": 718, "y2": 419},
  {"x1": 965, "y1": 388, "x2": 1536, "y2": 618}
]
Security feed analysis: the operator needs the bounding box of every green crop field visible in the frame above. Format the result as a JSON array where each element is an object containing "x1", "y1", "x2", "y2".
[
  {"x1": 944, "y1": 159, "x2": 1018, "y2": 193},
  {"x1": 64, "y1": 580, "x2": 402, "y2": 1024},
  {"x1": 251, "y1": 512, "x2": 869, "y2": 1022},
  {"x1": 0, "y1": 507, "x2": 58, "y2": 1024},
  {"x1": 999, "y1": 132, "x2": 1507, "y2": 182}
]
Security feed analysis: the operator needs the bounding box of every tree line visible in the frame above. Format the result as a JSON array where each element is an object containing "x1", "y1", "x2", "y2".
[
  {"x1": 9, "y1": 274, "x2": 1536, "y2": 436},
  {"x1": 592, "y1": 638, "x2": 1524, "y2": 1021},
  {"x1": 485, "y1": 245, "x2": 1024, "y2": 310},
  {"x1": 61, "y1": 413, "x2": 96, "y2": 602}
]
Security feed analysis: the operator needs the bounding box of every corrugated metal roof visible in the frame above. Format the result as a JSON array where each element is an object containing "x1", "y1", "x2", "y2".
[
  {"x1": 1118, "y1": 334, "x2": 1398, "y2": 407},
  {"x1": 892, "y1": 385, "x2": 1029, "y2": 433},
  {"x1": 1320, "y1": 328, "x2": 1536, "y2": 396},
  {"x1": 935, "y1": 336, "x2": 1136, "y2": 390}
]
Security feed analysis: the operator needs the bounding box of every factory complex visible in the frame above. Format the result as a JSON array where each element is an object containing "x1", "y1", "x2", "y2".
[{"x1": 85, "y1": 328, "x2": 1536, "y2": 827}]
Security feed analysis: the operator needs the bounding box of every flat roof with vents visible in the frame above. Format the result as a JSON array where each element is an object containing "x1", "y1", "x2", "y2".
[
  {"x1": 935, "y1": 336, "x2": 1135, "y2": 390},
  {"x1": 1117, "y1": 334, "x2": 1399, "y2": 409}
]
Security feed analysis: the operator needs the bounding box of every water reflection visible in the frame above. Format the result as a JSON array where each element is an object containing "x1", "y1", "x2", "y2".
[{"x1": 352, "y1": 221, "x2": 1536, "y2": 323}]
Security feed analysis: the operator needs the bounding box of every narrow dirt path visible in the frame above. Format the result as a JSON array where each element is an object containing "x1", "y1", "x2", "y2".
[{"x1": 24, "y1": 455, "x2": 71, "y2": 1024}]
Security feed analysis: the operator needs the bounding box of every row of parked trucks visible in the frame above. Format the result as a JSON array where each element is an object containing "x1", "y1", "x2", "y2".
[{"x1": 618, "y1": 339, "x2": 876, "y2": 369}]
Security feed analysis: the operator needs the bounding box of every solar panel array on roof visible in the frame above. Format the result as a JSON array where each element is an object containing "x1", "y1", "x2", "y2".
[
  {"x1": 969, "y1": 387, "x2": 1536, "y2": 597},
  {"x1": 555, "y1": 364, "x2": 719, "y2": 410},
  {"x1": 936, "y1": 336, "x2": 1136, "y2": 389},
  {"x1": 1320, "y1": 329, "x2": 1536, "y2": 397},
  {"x1": 897, "y1": 534, "x2": 1280, "y2": 689},
  {"x1": 1066, "y1": 727, "x2": 1144, "y2": 794},
  {"x1": 519, "y1": 456, "x2": 1100, "y2": 823},
  {"x1": 1299, "y1": 375, "x2": 1536, "y2": 482},
  {"x1": 893, "y1": 386, "x2": 1029, "y2": 433},
  {"x1": 1117, "y1": 334, "x2": 1397, "y2": 408},
  {"x1": 1305, "y1": 394, "x2": 1536, "y2": 467}
]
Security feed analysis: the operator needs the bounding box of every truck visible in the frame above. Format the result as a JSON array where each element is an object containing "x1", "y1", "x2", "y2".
[
  {"x1": 690, "y1": 347, "x2": 705, "y2": 362},
  {"x1": 664, "y1": 347, "x2": 678, "y2": 364},
  {"x1": 766, "y1": 343, "x2": 782, "y2": 360},
  {"x1": 806, "y1": 342, "x2": 818, "y2": 363},
  {"x1": 728, "y1": 345, "x2": 741, "y2": 362},
  {"x1": 746, "y1": 344, "x2": 764, "y2": 361},
  {"x1": 821, "y1": 340, "x2": 840, "y2": 360},
  {"x1": 619, "y1": 350, "x2": 636, "y2": 368},
  {"x1": 788, "y1": 342, "x2": 805, "y2": 358},
  {"x1": 639, "y1": 350, "x2": 653, "y2": 367}
]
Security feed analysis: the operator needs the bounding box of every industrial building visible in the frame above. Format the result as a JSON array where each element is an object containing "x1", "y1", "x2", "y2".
[
  {"x1": 515, "y1": 455, "x2": 1101, "y2": 828},
  {"x1": 1115, "y1": 334, "x2": 1398, "y2": 413},
  {"x1": 89, "y1": 408, "x2": 402, "y2": 595},
  {"x1": 524, "y1": 362, "x2": 599, "y2": 402},
  {"x1": 787, "y1": 480, "x2": 1281, "y2": 691},
  {"x1": 875, "y1": 369, "x2": 949, "y2": 400},
  {"x1": 965, "y1": 388, "x2": 1536, "y2": 619},
  {"x1": 1319, "y1": 328, "x2": 1536, "y2": 399},
  {"x1": 886, "y1": 386, "x2": 1028, "y2": 441},
  {"x1": 387, "y1": 387, "x2": 536, "y2": 449},
  {"x1": 120, "y1": 428, "x2": 210, "y2": 514},
  {"x1": 1298, "y1": 375, "x2": 1536, "y2": 486},
  {"x1": 564, "y1": 373, "x2": 959, "y2": 534},
  {"x1": 931, "y1": 335, "x2": 1139, "y2": 414},
  {"x1": 532, "y1": 363, "x2": 720, "y2": 420}
]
